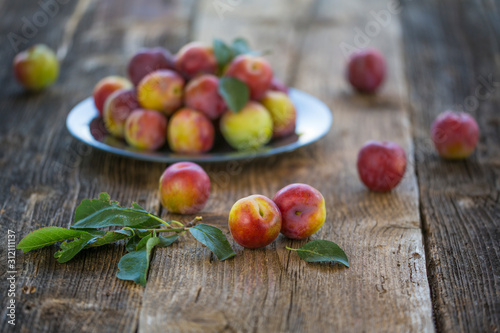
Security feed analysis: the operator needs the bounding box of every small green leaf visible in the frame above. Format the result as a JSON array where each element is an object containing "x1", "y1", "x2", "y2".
[
  {"x1": 157, "y1": 234, "x2": 179, "y2": 247},
  {"x1": 131, "y1": 202, "x2": 146, "y2": 211},
  {"x1": 286, "y1": 240, "x2": 349, "y2": 267},
  {"x1": 74, "y1": 192, "x2": 118, "y2": 223},
  {"x1": 136, "y1": 234, "x2": 153, "y2": 250},
  {"x1": 231, "y1": 37, "x2": 252, "y2": 57},
  {"x1": 117, "y1": 236, "x2": 160, "y2": 287},
  {"x1": 54, "y1": 234, "x2": 97, "y2": 263},
  {"x1": 17, "y1": 227, "x2": 93, "y2": 252},
  {"x1": 213, "y1": 38, "x2": 233, "y2": 68},
  {"x1": 126, "y1": 235, "x2": 142, "y2": 252},
  {"x1": 85, "y1": 229, "x2": 134, "y2": 248},
  {"x1": 71, "y1": 193, "x2": 164, "y2": 230},
  {"x1": 218, "y1": 77, "x2": 249, "y2": 113},
  {"x1": 189, "y1": 224, "x2": 236, "y2": 261}
]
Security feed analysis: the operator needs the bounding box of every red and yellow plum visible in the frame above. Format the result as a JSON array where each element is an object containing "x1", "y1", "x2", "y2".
[
  {"x1": 225, "y1": 55, "x2": 273, "y2": 100},
  {"x1": 357, "y1": 140, "x2": 407, "y2": 192},
  {"x1": 175, "y1": 42, "x2": 217, "y2": 79},
  {"x1": 431, "y1": 111, "x2": 479, "y2": 159},
  {"x1": 124, "y1": 109, "x2": 167, "y2": 150},
  {"x1": 137, "y1": 69, "x2": 184, "y2": 115},
  {"x1": 159, "y1": 162, "x2": 210, "y2": 214},
  {"x1": 219, "y1": 102, "x2": 273, "y2": 150},
  {"x1": 228, "y1": 195, "x2": 282, "y2": 249},
  {"x1": 94, "y1": 76, "x2": 133, "y2": 116},
  {"x1": 13, "y1": 44, "x2": 59, "y2": 91},
  {"x1": 167, "y1": 108, "x2": 215, "y2": 154},
  {"x1": 260, "y1": 91, "x2": 296, "y2": 138},
  {"x1": 103, "y1": 89, "x2": 139, "y2": 138},
  {"x1": 273, "y1": 183, "x2": 326, "y2": 239},
  {"x1": 184, "y1": 74, "x2": 226, "y2": 120}
]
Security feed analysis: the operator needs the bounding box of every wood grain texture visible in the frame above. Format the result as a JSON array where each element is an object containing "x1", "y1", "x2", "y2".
[
  {"x1": 3, "y1": 0, "x2": 497, "y2": 332},
  {"x1": 401, "y1": 0, "x2": 500, "y2": 332},
  {"x1": 139, "y1": 1, "x2": 434, "y2": 332},
  {"x1": 0, "y1": 0, "x2": 194, "y2": 332}
]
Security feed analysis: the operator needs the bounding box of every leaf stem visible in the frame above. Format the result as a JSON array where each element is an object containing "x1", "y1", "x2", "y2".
[
  {"x1": 170, "y1": 220, "x2": 185, "y2": 227},
  {"x1": 285, "y1": 246, "x2": 298, "y2": 251},
  {"x1": 144, "y1": 216, "x2": 203, "y2": 234},
  {"x1": 122, "y1": 227, "x2": 136, "y2": 237},
  {"x1": 148, "y1": 214, "x2": 171, "y2": 227}
]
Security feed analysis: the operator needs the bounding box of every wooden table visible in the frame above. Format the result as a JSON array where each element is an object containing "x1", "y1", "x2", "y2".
[{"x1": 1, "y1": 0, "x2": 499, "y2": 332}]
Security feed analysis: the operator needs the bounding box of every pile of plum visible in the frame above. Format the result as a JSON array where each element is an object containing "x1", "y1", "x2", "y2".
[
  {"x1": 13, "y1": 44, "x2": 479, "y2": 193},
  {"x1": 92, "y1": 39, "x2": 296, "y2": 153}
]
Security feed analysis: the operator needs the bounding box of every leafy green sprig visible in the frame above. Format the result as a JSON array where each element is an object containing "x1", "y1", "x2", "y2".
[
  {"x1": 17, "y1": 193, "x2": 349, "y2": 287},
  {"x1": 17, "y1": 193, "x2": 236, "y2": 287}
]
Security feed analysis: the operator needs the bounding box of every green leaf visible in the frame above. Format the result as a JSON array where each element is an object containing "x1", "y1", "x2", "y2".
[
  {"x1": 189, "y1": 224, "x2": 236, "y2": 261},
  {"x1": 85, "y1": 229, "x2": 134, "y2": 248},
  {"x1": 16, "y1": 227, "x2": 93, "y2": 252},
  {"x1": 218, "y1": 77, "x2": 249, "y2": 113},
  {"x1": 74, "y1": 193, "x2": 117, "y2": 223},
  {"x1": 71, "y1": 193, "x2": 164, "y2": 229},
  {"x1": 126, "y1": 235, "x2": 142, "y2": 252},
  {"x1": 135, "y1": 229, "x2": 153, "y2": 237},
  {"x1": 76, "y1": 229, "x2": 107, "y2": 237},
  {"x1": 286, "y1": 240, "x2": 349, "y2": 267},
  {"x1": 213, "y1": 38, "x2": 233, "y2": 68},
  {"x1": 231, "y1": 37, "x2": 252, "y2": 57},
  {"x1": 54, "y1": 234, "x2": 97, "y2": 263},
  {"x1": 117, "y1": 236, "x2": 160, "y2": 287},
  {"x1": 157, "y1": 234, "x2": 179, "y2": 247},
  {"x1": 136, "y1": 234, "x2": 153, "y2": 250}
]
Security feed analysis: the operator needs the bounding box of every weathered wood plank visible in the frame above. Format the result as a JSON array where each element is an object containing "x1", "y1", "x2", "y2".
[
  {"x1": 0, "y1": 0, "x2": 193, "y2": 332},
  {"x1": 139, "y1": 1, "x2": 434, "y2": 332},
  {"x1": 401, "y1": 0, "x2": 500, "y2": 331}
]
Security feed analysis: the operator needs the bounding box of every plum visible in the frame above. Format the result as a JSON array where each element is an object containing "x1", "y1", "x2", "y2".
[
  {"x1": 13, "y1": 44, "x2": 59, "y2": 91},
  {"x1": 357, "y1": 140, "x2": 407, "y2": 192},
  {"x1": 431, "y1": 111, "x2": 479, "y2": 159},
  {"x1": 127, "y1": 47, "x2": 175, "y2": 86},
  {"x1": 159, "y1": 162, "x2": 210, "y2": 214},
  {"x1": 225, "y1": 55, "x2": 273, "y2": 100},
  {"x1": 220, "y1": 102, "x2": 273, "y2": 150},
  {"x1": 228, "y1": 195, "x2": 282, "y2": 249},
  {"x1": 137, "y1": 69, "x2": 184, "y2": 115},
  {"x1": 260, "y1": 91, "x2": 296, "y2": 138},
  {"x1": 273, "y1": 183, "x2": 326, "y2": 240},
  {"x1": 347, "y1": 48, "x2": 386, "y2": 93},
  {"x1": 103, "y1": 89, "x2": 139, "y2": 138},
  {"x1": 184, "y1": 74, "x2": 226, "y2": 120},
  {"x1": 93, "y1": 76, "x2": 132, "y2": 116},
  {"x1": 124, "y1": 109, "x2": 167, "y2": 150},
  {"x1": 167, "y1": 108, "x2": 215, "y2": 154},
  {"x1": 175, "y1": 42, "x2": 217, "y2": 79}
]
